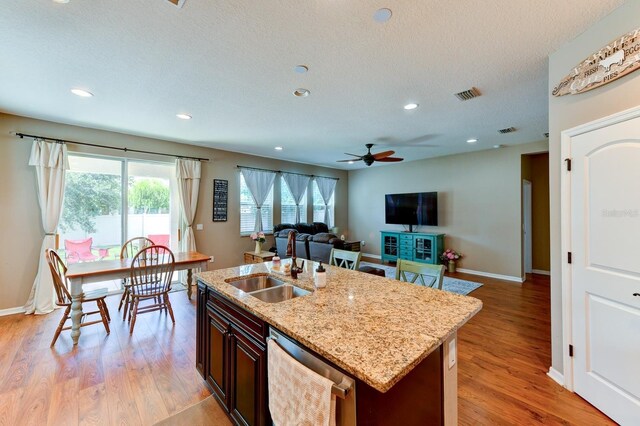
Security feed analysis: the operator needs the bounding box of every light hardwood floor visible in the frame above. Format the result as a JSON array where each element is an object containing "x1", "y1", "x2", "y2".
[{"x1": 0, "y1": 273, "x2": 614, "y2": 425}]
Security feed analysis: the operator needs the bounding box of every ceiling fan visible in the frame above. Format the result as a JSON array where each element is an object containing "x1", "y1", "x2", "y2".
[{"x1": 337, "y1": 143, "x2": 404, "y2": 166}]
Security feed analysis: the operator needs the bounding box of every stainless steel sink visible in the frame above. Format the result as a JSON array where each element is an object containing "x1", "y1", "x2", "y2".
[
  {"x1": 226, "y1": 275, "x2": 286, "y2": 293},
  {"x1": 249, "y1": 285, "x2": 311, "y2": 303}
]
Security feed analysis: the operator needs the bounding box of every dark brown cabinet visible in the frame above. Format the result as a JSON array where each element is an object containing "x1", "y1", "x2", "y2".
[
  {"x1": 196, "y1": 283, "x2": 207, "y2": 375},
  {"x1": 230, "y1": 325, "x2": 267, "y2": 426},
  {"x1": 207, "y1": 306, "x2": 231, "y2": 409},
  {"x1": 197, "y1": 282, "x2": 269, "y2": 426}
]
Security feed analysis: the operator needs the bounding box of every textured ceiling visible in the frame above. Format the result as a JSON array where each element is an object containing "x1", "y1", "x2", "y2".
[{"x1": 0, "y1": 0, "x2": 624, "y2": 168}]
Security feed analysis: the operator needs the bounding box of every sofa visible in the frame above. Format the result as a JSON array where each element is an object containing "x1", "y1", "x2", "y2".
[
  {"x1": 273, "y1": 222, "x2": 329, "y2": 235},
  {"x1": 272, "y1": 222, "x2": 343, "y2": 264}
]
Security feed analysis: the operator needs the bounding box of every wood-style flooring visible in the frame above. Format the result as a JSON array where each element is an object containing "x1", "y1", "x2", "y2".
[{"x1": 0, "y1": 273, "x2": 614, "y2": 425}]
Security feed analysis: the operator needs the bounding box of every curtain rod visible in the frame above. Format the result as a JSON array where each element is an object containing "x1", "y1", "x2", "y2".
[
  {"x1": 236, "y1": 165, "x2": 339, "y2": 181},
  {"x1": 13, "y1": 132, "x2": 210, "y2": 162}
]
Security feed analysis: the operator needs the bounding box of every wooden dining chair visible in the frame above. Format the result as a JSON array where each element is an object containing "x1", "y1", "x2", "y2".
[
  {"x1": 45, "y1": 249, "x2": 111, "y2": 346},
  {"x1": 395, "y1": 259, "x2": 445, "y2": 290},
  {"x1": 128, "y1": 245, "x2": 176, "y2": 334},
  {"x1": 329, "y1": 248, "x2": 362, "y2": 270},
  {"x1": 119, "y1": 237, "x2": 154, "y2": 319}
]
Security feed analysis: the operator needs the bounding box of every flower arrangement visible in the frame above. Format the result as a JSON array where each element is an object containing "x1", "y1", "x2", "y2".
[
  {"x1": 440, "y1": 249, "x2": 463, "y2": 263},
  {"x1": 250, "y1": 232, "x2": 266, "y2": 243}
]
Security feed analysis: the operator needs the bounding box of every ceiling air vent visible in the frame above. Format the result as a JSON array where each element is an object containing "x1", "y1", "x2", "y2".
[
  {"x1": 167, "y1": 0, "x2": 186, "y2": 8},
  {"x1": 498, "y1": 127, "x2": 517, "y2": 134},
  {"x1": 454, "y1": 87, "x2": 481, "y2": 101}
]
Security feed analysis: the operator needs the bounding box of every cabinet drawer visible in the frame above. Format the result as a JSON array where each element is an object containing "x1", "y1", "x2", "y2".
[
  {"x1": 399, "y1": 234, "x2": 413, "y2": 241},
  {"x1": 208, "y1": 290, "x2": 267, "y2": 344}
]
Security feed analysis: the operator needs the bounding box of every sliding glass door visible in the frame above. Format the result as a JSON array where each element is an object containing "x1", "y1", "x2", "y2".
[
  {"x1": 127, "y1": 161, "x2": 179, "y2": 251},
  {"x1": 59, "y1": 156, "x2": 123, "y2": 263},
  {"x1": 58, "y1": 154, "x2": 179, "y2": 292}
]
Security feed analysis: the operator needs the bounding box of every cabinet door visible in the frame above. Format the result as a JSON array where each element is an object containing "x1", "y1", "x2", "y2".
[
  {"x1": 230, "y1": 326, "x2": 268, "y2": 426},
  {"x1": 196, "y1": 283, "x2": 207, "y2": 376},
  {"x1": 207, "y1": 306, "x2": 231, "y2": 410},
  {"x1": 382, "y1": 233, "x2": 398, "y2": 259},
  {"x1": 413, "y1": 237, "x2": 434, "y2": 263}
]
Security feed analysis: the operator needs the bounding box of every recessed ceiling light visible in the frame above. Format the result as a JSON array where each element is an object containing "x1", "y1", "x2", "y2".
[
  {"x1": 403, "y1": 103, "x2": 419, "y2": 110},
  {"x1": 294, "y1": 65, "x2": 308, "y2": 74},
  {"x1": 348, "y1": 161, "x2": 354, "y2": 165},
  {"x1": 293, "y1": 88, "x2": 310, "y2": 97},
  {"x1": 176, "y1": 113, "x2": 192, "y2": 120},
  {"x1": 274, "y1": 146, "x2": 283, "y2": 151},
  {"x1": 493, "y1": 144, "x2": 503, "y2": 149},
  {"x1": 374, "y1": 8, "x2": 392, "y2": 23},
  {"x1": 467, "y1": 138, "x2": 478, "y2": 143},
  {"x1": 53, "y1": 0, "x2": 70, "y2": 3},
  {"x1": 71, "y1": 88, "x2": 93, "y2": 97}
]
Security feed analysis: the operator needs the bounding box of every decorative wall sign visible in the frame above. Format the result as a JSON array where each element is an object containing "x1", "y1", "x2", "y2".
[
  {"x1": 213, "y1": 179, "x2": 228, "y2": 222},
  {"x1": 553, "y1": 27, "x2": 640, "y2": 97}
]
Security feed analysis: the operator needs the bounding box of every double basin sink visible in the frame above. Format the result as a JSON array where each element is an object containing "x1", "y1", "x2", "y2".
[{"x1": 225, "y1": 274, "x2": 310, "y2": 303}]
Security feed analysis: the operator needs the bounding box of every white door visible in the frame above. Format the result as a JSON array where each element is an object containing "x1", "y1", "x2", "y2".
[
  {"x1": 570, "y1": 115, "x2": 640, "y2": 425},
  {"x1": 523, "y1": 180, "x2": 533, "y2": 274}
]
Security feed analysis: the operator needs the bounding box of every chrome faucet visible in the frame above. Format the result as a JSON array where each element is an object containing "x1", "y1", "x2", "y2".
[{"x1": 286, "y1": 230, "x2": 303, "y2": 279}]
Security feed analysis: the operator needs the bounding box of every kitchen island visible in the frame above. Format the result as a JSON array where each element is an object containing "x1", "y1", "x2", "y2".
[{"x1": 196, "y1": 260, "x2": 482, "y2": 426}]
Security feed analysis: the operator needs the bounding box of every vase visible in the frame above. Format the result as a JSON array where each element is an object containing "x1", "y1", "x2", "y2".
[
  {"x1": 254, "y1": 241, "x2": 262, "y2": 254},
  {"x1": 448, "y1": 260, "x2": 456, "y2": 273}
]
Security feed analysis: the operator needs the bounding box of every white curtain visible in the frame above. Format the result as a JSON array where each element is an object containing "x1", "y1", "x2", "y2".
[
  {"x1": 24, "y1": 139, "x2": 69, "y2": 315},
  {"x1": 176, "y1": 159, "x2": 201, "y2": 252},
  {"x1": 315, "y1": 177, "x2": 337, "y2": 227},
  {"x1": 241, "y1": 168, "x2": 276, "y2": 232},
  {"x1": 282, "y1": 173, "x2": 310, "y2": 223}
]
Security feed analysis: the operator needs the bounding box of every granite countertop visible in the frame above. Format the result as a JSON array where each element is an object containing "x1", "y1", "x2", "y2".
[{"x1": 196, "y1": 260, "x2": 482, "y2": 393}]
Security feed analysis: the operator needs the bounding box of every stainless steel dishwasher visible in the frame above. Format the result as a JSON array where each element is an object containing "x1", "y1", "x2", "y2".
[{"x1": 268, "y1": 327, "x2": 357, "y2": 426}]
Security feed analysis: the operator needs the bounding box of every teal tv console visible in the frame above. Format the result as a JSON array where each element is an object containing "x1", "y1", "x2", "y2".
[{"x1": 380, "y1": 231, "x2": 445, "y2": 265}]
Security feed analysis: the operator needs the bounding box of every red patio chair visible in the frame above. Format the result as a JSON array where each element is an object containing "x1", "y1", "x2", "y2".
[
  {"x1": 64, "y1": 237, "x2": 104, "y2": 264},
  {"x1": 147, "y1": 234, "x2": 170, "y2": 247}
]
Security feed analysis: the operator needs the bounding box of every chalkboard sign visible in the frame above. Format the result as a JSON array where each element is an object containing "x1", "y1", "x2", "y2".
[{"x1": 213, "y1": 179, "x2": 228, "y2": 222}]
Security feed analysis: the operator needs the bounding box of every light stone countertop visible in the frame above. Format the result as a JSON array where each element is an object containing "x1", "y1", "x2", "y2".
[{"x1": 196, "y1": 260, "x2": 482, "y2": 393}]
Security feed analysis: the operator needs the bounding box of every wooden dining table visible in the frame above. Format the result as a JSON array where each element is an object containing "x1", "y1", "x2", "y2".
[{"x1": 65, "y1": 251, "x2": 210, "y2": 345}]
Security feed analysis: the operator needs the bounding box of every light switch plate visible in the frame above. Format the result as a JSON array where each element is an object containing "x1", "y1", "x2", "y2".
[{"x1": 196, "y1": 224, "x2": 203, "y2": 230}]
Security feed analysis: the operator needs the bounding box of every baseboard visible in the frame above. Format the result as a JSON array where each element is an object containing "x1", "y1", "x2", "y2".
[
  {"x1": 361, "y1": 252, "x2": 381, "y2": 260},
  {"x1": 0, "y1": 306, "x2": 25, "y2": 317},
  {"x1": 456, "y1": 268, "x2": 524, "y2": 283},
  {"x1": 532, "y1": 269, "x2": 551, "y2": 276},
  {"x1": 547, "y1": 367, "x2": 565, "y2": 387}
]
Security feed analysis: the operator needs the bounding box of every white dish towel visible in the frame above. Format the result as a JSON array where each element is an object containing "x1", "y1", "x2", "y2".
[{"x1": 268, "y1": 339, "x2": 337, "y2": 426}]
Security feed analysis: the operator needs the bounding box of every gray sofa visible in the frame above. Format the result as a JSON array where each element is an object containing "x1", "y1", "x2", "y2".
[{"x1": 273, "y1": 225, "x2": 343, "y2": 264}]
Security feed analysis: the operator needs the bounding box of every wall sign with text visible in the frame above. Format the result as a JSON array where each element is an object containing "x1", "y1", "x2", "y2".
[
  {"x1": 553, "y1": 27, "x2": 640, "y2": 97},
  {"x1": 213, "y1": 179, "x2": 228, "y2": 222}
]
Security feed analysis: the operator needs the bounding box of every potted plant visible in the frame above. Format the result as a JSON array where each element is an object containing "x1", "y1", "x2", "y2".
[
  {"x1": 250, "y1": 231, "x2": 266, "y2": 254},
  {"x1": 440, "y1": 249, "x2": 463, "y2": 273}
]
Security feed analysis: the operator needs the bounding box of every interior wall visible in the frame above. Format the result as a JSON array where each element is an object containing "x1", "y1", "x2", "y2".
[
  {"x1": 521, "y1": 153, "x2": 550, "y2": 272},
  {"x1": 548, "y1": 1, "x2": 640, "y2": 375},
  {"x1": 0, "y1": 113, "x2": 348, "y2": 311},
  {"x1": 348, "y1": 140, "x2": 548, "y2": 279}
]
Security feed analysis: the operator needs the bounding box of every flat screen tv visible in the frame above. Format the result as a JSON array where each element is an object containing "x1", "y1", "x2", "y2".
[{"x1": 385, "y1": 192, "x2": 438, "y2": 231}]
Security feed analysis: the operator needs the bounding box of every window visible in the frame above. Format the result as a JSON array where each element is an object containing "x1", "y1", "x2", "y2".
[
  {"x1": 313, "y1": 180, "x2": 335, "y2": 226},
  {"x1": 240, "y1": 174, "x2": 274, "y2": 235},
  {"x1": 281, "y1": 176, "x2": 307, "y2": 224}
]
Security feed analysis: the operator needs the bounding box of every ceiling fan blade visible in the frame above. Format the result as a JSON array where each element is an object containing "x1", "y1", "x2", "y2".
[
  {"x1": 336, "y1": 158, "x2": 363, "y2": 162},
  {"x1": 372, "y1": 150, "x2": 395, "y2": 160},
  {"x1": 376, "y1": 157, "x2": 404, "y2": 162},
  {"x1": 344, "y1": 153, "x2": 363, "y2": 157}
]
